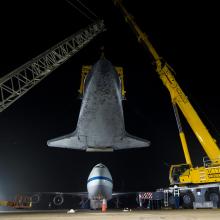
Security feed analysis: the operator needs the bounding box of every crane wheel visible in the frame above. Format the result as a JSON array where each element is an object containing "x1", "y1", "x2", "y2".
[
  {"x1": 181, "y1": 191, "x2": 195, "y2": 209},
  {"x1": 168, "y1": 194, "x2": 175, "y2": 208},
  {"x1": 205, "y1": 189, "x2": 220, "y2": 208}
]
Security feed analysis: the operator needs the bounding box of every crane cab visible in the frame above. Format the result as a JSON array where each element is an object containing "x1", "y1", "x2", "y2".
[{"x1": 170, "y1": 157, "x2": 220, "y2": 185}]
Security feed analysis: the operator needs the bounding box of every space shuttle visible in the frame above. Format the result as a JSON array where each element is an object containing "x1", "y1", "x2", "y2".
[{"x1": 47, "y1": 57, "x2": 150, "y2": 151}]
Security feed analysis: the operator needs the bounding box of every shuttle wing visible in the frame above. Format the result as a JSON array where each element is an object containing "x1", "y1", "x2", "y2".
[
  {"x1": 47, "y1": 131, "x2": 150, "y2": 151},
  {"x1": 113, "y1": 133, "x2": 150, "y2": 150},
  {"x1": 47, "y1": 131, "x2": 86, "y2": 150}
]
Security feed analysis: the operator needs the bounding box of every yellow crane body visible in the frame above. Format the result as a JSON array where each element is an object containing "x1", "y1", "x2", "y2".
[
  {"x1": 113, "y1": 0, "x2": 220, "y2": 185},
  {"x1": 169, "y1": 163, "x2": 220, "y2": 185},
  {"x1": 158, "y1": 63, "x2": 220, "y2": 164}
]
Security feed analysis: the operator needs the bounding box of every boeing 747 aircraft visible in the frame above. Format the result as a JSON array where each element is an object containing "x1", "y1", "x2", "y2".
[{"x1": 30, "y1": 163, "x2": 137, "y2": 210}]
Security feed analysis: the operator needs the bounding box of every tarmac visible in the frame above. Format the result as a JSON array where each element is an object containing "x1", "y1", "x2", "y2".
[{"x1": 0, "y1": 209, "x2": 220, "y2": 220}]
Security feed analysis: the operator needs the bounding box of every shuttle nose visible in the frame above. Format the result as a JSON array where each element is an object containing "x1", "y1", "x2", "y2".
[{"x1": 94, "y1": 59, "x2": 113, "y2": 74}]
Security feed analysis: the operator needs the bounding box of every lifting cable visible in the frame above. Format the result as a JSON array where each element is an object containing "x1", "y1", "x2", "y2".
[
  {"x1": 64, "y1": 0, "x2": 98, "y2": 22},
  {"x1": 74, "y1": 0, "x2": 98, "y2": 19}
]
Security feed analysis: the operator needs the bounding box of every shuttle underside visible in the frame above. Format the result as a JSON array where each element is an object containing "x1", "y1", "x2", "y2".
[{"x1": 47, "y1": 58, "x2": 150, "y2": 151}]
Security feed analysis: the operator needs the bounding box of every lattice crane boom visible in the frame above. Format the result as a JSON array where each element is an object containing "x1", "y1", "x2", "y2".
[{"x1": 0, "y1": 20, "x2": 105, "y2": 112}]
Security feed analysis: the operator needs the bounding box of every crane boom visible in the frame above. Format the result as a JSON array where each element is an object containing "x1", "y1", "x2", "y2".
[
  {"x1": 0, "y1": 20, "x2": 105, "y2": 112},
  {"x1": 113, "y1": 0, "x2": 220, "y2": 164}
]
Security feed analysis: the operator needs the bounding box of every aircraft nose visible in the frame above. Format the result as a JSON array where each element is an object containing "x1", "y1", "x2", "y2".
[{"x1": 95, "y1": 163, "x2": 106, "y2": 168}]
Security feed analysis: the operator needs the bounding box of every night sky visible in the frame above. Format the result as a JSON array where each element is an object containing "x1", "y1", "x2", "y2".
[{"x1": 1, "y1": 0, "x2": 220, "y2": 203}]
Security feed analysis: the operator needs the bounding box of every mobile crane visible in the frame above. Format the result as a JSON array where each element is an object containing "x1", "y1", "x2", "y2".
[{"x1": 113, "y1": 0, "x2": 220, "y2": 208}]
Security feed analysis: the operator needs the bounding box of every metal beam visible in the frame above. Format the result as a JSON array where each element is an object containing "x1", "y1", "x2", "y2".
[{"x1": 0, "y1": 20, "x2": 105, "y2": 112}]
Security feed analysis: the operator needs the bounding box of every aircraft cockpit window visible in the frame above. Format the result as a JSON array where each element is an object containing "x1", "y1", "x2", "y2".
[{"x1": 96, "y1": 164, "x2": 105, "y2": 168}]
